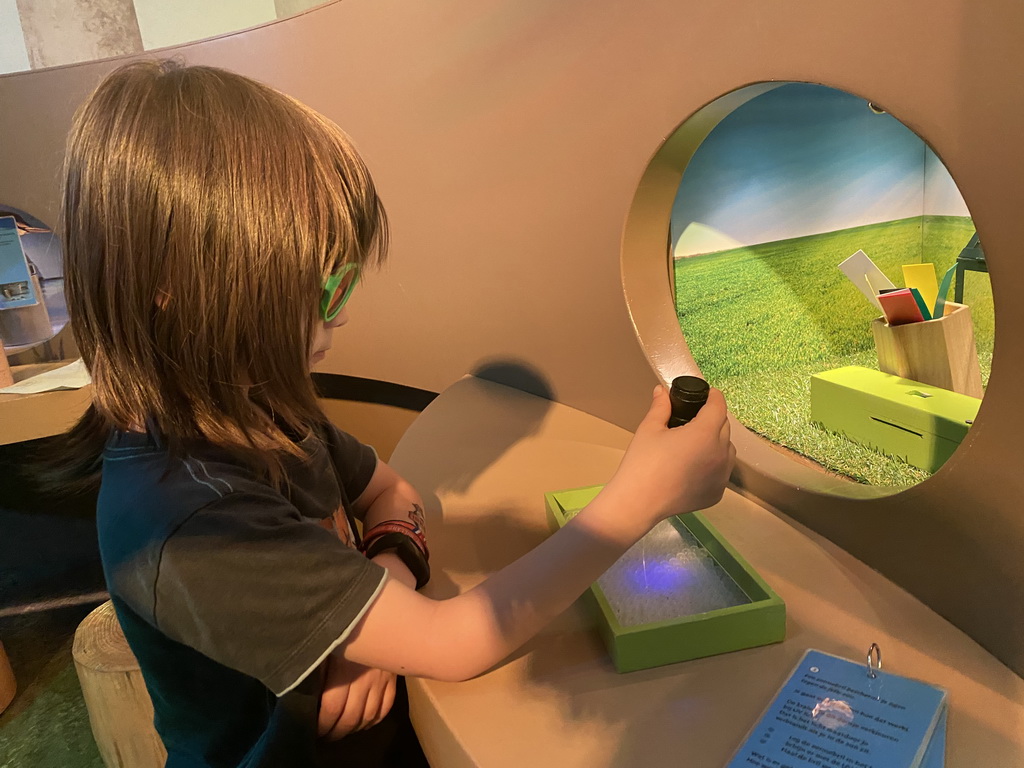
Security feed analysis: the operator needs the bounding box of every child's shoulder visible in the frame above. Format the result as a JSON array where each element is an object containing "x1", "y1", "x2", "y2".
[{"x1": 98, "y1": 429, "x2": 285, "y2": 519}]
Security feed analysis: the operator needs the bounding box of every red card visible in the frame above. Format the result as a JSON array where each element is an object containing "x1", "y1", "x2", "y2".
[{"x1": 877, "y1": 288, "x2": 925, "y2": 326}]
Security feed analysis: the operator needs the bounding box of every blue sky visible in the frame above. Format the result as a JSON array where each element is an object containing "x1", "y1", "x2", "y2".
[{"x1": 671, "y1": 83, "x2": 970, "y2": 257}]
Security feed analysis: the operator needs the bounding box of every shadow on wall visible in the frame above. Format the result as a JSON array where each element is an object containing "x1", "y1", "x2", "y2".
[
  {"x1": 471, "y1": 360, "x2": 557, "y2": 402},
  {"x1": 430, "y1": 359, "x2": 556, "y2": 496}
]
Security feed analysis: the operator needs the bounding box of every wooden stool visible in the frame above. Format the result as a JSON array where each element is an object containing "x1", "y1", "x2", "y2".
[
  {"x1": 0, "y1": 640, "x2": 16, "y2": 714},
  {"x1": 72, "y1": 601, "x2": 166, "y2": 768}
]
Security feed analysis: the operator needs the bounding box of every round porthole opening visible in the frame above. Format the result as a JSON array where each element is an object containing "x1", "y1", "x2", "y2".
[{"x1": 624, "y1": 82, "x2": 991, "y2": 493}]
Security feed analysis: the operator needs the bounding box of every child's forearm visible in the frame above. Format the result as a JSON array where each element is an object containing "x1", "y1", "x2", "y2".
[
  {"x1": 343, "y1": 483, "x2": 647, "y2": 682},
  {"x1": 362, "y1": 484, "x2": 426, "y2": 534},
  {"x1": 358, "y1": 464, "x2": 428, "y2": 537},
  {"x1": 432, "y1": 484, "x2": 645, "y2": 678},
  {"x1": 359, "y1": 467, "x2": 427, "y2": 591}
]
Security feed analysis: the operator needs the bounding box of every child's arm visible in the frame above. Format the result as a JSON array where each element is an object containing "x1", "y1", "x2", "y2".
[
  {"x1": 318, "y1": 441, "x2": 429, "y2": 737},
  {"x1": 352, "y1": 463, "x2": 427, "y2": 591},
  {"x1": 338, "y1": 386, "x2": 735, "y2": 682}
]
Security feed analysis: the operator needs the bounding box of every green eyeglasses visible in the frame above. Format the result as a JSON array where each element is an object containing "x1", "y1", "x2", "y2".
[{"x1": 321, "y1": 263, "x2": 360, "y2": 322}]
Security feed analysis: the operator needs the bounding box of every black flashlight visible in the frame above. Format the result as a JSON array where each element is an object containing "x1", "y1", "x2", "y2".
[{"x1": 667, "y1": 376, "x2": 710, "y2": 428}]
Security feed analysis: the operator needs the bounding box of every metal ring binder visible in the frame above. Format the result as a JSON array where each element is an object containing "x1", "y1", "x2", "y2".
[{"x1": 867, "y1": 642, "x2": 882, "y2": 678}]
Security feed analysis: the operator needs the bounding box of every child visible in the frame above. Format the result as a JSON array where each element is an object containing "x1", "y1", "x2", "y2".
[{"x1": 57, "y1": 61, "x2": 735, "y2": 768}]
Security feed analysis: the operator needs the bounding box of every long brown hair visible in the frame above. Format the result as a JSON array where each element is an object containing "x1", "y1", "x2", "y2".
[{"x1": 53, "y1": 59, "x2": 387, "y2": 489}]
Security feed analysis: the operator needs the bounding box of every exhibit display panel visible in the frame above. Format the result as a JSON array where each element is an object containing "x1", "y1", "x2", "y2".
[
  {"x1": 1, "y1": 0, "x2": 1023, "y2": 722},
  {"x1": 0, "y1": 206, "x2": 67, "y2": 362}
]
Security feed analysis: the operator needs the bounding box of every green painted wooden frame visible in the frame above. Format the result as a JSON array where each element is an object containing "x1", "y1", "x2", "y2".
[{"x1": 545, "y1": 485, "x2": 786, "y2": 673}]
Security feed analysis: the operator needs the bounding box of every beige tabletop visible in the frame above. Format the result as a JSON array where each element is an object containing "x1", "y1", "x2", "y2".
[
  {"x1": 0, "y1": 362, "x2": 91, "y2": 446},
  {"x1": 389, "y1": 375, "x2": 1024, "y2": 767}
]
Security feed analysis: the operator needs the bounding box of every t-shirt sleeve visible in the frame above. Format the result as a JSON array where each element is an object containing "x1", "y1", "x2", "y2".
[
  {"x1": 152, "y1": 489, "x2": 387, "y2": 696},
  {"x1": 320, "y1": 422, "x2": 378, "y2": 506}
]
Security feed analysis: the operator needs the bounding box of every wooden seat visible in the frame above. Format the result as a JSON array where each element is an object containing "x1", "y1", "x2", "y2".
[{"x1": 72, "y1": 600, "x2": 166, "y2": 768}]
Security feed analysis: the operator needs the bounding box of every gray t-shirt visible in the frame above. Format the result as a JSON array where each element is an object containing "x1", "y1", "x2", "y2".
[{"x1": 97, "y1": 422, "x2": 385, "y2": 768}]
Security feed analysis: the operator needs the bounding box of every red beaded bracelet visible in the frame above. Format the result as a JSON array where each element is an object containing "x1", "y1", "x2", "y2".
[{"x1": 361, "y1": 519, "x2": 429, "y2": 560}]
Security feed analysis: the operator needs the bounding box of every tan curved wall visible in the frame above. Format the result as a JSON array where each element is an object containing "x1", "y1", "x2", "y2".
[{"x1": 2, "y1": 0, "x2": 1022, "y2": 675}]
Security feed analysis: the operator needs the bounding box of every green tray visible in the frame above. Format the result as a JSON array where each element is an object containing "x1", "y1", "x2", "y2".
[{"x1": 545, "y1": 485, "x2": 786, "y2": 673}]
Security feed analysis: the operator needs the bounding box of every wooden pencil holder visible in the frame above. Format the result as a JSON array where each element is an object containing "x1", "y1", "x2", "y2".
[{"x1": 871, "y1": 302, "x2": 983, "y2": 398}]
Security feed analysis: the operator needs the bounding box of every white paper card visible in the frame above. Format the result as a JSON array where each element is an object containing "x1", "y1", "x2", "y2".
[
  {"x1": 0, "y1": 358, "x2": 91, "y2": 394},
  {"x1": 839, "y1": 250, "x2": 896, "y2": 310}
]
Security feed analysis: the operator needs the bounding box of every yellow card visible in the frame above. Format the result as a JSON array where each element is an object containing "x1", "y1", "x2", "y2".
[{"x1": 902, "y1": 263, "x2": 939, "y2": 312}]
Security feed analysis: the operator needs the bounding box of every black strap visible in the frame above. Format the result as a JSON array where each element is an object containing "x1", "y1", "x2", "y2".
[{"x1": 363, "y1": 532, "x2": 430, "y2": 590}]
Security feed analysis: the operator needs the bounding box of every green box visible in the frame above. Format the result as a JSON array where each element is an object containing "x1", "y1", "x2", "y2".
[
  {"x1": 810, "y1": 366, "x2": 981, "y2": 473},
  {"x1": 545, "y1": 485, "x2": 786, "y2": 673}
]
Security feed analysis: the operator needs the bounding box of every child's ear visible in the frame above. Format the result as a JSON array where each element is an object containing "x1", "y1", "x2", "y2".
[{"x1": 155, "y1": 289, "x2": 171, "y2": 309}]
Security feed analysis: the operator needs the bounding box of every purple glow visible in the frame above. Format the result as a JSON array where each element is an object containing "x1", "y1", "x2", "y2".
[{"x1": 622, "y1": 555, "x2": 699, "y2": 594}]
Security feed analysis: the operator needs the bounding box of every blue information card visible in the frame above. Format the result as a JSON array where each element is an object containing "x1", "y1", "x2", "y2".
[
  {"x1": 729, "y1": 649, "x2": 947, "y2": 768},
  {"x1": 0, "y1": 215, "x2": 39, "y2": 311}
]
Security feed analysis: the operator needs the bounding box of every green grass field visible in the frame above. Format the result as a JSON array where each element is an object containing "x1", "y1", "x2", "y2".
[{"x1": 673, "y1": 215, "x2": 991, "y2": 486}]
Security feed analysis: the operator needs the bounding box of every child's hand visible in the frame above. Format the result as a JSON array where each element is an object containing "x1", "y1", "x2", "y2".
[
  {"x1": 318, "y1": 652, "x2": 397, "y2": 740},
  {"x1": 603, "y1": 385, "x2": 735, "y2": 535}
]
